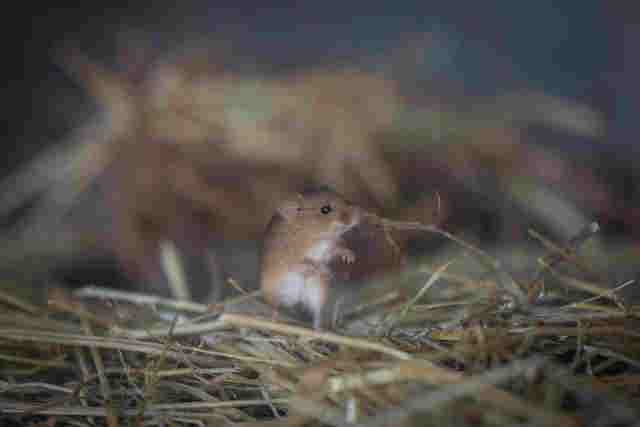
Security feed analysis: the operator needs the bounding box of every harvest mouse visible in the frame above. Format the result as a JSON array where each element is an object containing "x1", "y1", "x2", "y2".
[{"x1": 260, "y1": 190, "x2": 365, "y2": 329}]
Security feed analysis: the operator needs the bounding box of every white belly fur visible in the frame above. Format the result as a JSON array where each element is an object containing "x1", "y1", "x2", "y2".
[{"x1": 277, "y1": 269, "x2": 326, "y2": 318}]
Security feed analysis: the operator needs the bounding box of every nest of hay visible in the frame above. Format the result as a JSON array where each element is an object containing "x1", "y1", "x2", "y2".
[{"x1": 1, "y1": 223, "x2": 639, "y2": 427}]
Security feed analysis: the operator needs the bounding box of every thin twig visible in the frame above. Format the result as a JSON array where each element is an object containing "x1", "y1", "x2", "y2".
[{"x1": 219, "y1": 313, "x2": 412, "y2": 360}]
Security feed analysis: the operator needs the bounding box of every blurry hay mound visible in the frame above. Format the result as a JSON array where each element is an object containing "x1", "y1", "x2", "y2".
[
  {"x1": 1, "y1": 223, "x2": 639, "y2": 427},
  {"x1": 0, "y1": 43, "x2": 614, "y2": 299},
  {"x1": 1, "y1": 40, "x2": 639, "y2": 426}
]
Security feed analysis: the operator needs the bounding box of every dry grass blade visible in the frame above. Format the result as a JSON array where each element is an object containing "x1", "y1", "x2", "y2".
[
  {"x1": 374, "y1": 217, "x2": 528, "y2": 305},
  {"x1": 358, "y1": 358, "x2": 577, "y2": 427},
  {"x1": 398, "y1": 260, "x2": 453, "y2": 318},
  {"x1": 0, "y1": 329, "x2": 226, "y2": 366},
  {"x1": 219, "y1": 313, "x2": 412, "y2": 360}
]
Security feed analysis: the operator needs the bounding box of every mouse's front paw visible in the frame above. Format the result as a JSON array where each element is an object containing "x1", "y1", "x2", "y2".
[{"x1": 338, "y1": 247, "x2": 356, "y2": 264}]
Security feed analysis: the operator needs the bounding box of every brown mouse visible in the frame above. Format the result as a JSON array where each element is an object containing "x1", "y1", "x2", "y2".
[{"x1": 260, "y1": 191, "x2": 365, "y2": 329}]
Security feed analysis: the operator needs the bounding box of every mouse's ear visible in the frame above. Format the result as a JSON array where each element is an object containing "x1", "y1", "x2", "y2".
[{"x1": 277, "y1": 198, "x2": 301, "y2": 220}]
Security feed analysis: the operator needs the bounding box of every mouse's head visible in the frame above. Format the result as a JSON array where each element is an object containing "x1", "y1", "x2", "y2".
[{"x1": 276, "y1": 190, "x2": 363, "y2": 236}]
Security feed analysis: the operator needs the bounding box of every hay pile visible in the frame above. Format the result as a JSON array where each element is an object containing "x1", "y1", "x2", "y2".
[{"x1": 1, "y1": 224, "x2": 638, "y2": 427}]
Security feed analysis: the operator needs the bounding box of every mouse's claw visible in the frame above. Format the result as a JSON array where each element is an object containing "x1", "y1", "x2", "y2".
[{"x1": 338, "y1": 247, "x2": 356, "y2": 264}]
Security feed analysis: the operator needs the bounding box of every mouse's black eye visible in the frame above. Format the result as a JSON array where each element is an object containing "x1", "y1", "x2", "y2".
[{"x1": 320, "y1": 204, "x2": 333, "y2": 214}]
